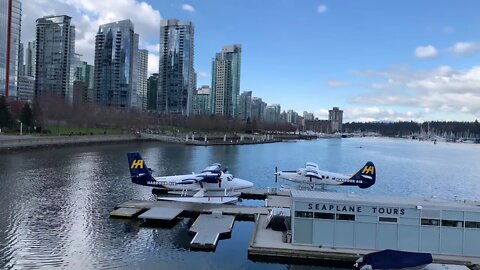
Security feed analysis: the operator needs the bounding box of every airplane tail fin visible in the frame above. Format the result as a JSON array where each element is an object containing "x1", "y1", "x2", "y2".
[
  {"x1": 350, "y1": 161, "x2": 375, "y2": 189},
  {"x1": 127, "y1": 152, "x2": 155, "y2": 185}
]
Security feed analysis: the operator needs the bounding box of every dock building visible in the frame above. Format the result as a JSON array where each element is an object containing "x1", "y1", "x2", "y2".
[{"x1": 291, "y1": 190, "x2": 480, "y2": 259}]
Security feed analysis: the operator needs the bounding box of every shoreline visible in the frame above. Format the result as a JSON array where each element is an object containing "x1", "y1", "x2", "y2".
[
  {"x1": 0, "y1": 134, "x2": 142, "y2": 152},
  {"x1": 0, "y1": 133, "x2": 283, "y2": 151}
]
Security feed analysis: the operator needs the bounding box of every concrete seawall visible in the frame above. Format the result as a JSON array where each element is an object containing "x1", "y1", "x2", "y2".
[
  {"x1": 142, "y1": 133, "x2": 282, "y2": 146},
  {"x1": 0, "y1": 135, "x2": 141, "y2": 151}
]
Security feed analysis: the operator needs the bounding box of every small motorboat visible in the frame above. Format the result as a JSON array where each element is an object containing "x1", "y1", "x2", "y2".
[{"x1": 354, "y1": 249, "x2": 433, "y2": 270}]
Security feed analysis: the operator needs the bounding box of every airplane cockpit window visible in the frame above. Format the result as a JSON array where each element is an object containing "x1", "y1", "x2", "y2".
[{"x1": 227, "y1": 176, "x2": 233, "y2": 181}]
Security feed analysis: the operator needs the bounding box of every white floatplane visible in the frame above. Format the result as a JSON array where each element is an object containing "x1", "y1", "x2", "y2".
[
  {"x1": 127, "y1": 152, "x2": 253, "y2": 204},
  {"x1": 274, "y1": 161, "x2": 376, "y2": 190}
]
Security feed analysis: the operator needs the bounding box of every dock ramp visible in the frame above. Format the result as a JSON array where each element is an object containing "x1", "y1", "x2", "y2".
[{"x1": 189, "y1": 212, "x2": 235, "y2": 250}]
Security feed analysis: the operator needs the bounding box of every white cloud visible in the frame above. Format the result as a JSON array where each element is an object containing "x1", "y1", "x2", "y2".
[
  {"x1": 181, "y1": 4, "x2": 195, "y2": 12},
  {"x1": 22, "y1": 0, "x2": 162, "y2": 64},
  {"x1": 144, "y1": 43, "x2": 160, "y2": 54},
  {"x1": 148, "y1": 53, "x2": 159, "y2": 75},
  {"x1": 414, "y1": 45, "x2": 438, "y2": 58},
  {"x1": 449, "y1": 42, "x2": 480, "y2": 55},
  {"x1": 197, "y1": 71, "x2": 208, "y2": 78},
  {"x1": 352, "y1": 65, "x2": 480, "y2": 119},
  {"x1": 314, "y1": 109, "x2": 329, "y2": 119},
  {"x1": 317, "y1": 4, "x2": 327, "y2": 14},
  {"x1": 314, "y1": 107, "x2": 423, "y2": 122},
  {"x1": 344, "y1": 107, "x2": 423, "y2": 122},
  {"x1": 326, "y1": 80, "x2": 348, "y2": 88}
]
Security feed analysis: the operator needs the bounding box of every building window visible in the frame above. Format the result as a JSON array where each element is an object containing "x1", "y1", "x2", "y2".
[
  {"x1": 379, "y1": 217, "x2": 398, "y2": 223},
  {"x1": 295, "y1": 211, "x2": 313, "y2": 218},
  {"x1": 421, "y1": 218, "x2": 440, "y2": 226},
  {"x1": 465, "y1": 221, "x2": 480, "y2": 229},
  {"x1": 336, "y1": 213, "x2": 355, "y2": 221},
  {"x1": 314, "y1": 212, "x2": 334, "y2": 220},
  {"x1": 441, "y1": 220, "x2": 464, "y2": 227}
]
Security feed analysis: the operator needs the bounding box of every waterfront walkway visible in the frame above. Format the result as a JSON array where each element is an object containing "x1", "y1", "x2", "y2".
[
  {"x1": 0, "y1": 134, "x2": 139, "y2": 151},
  {"x1": 142, "y1": 133, "x2": 282, "y2": 146}
]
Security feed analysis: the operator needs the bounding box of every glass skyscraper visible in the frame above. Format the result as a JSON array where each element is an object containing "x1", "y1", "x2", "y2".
[
  {"x1": 192, "y1": 85, "x2": 211, "y2": 115},
  {"x1": 158, "y1": 19, "x2": 195, "y2": 115},
  {"x1": 137, "y1": 49, "x2": 148, "y2": 110},
  {"x1": 94, "y1": 20, "x2": 137, "y2": 108},
  {"x1": 251, "y1": 97, "x2": 266, "y2": 122},
  {"x1": 211, "y1": 45, "x2": 241, "y2": 118},
  {"x1": 25, "y1": 40, "x2": 35, "y2": 78},
  {"x1": 238, "y1": 90, "x2": 252, "y2": 120},
  {"x1": 147, "y1": 73, "x2": 159, "y2": 111},
  {"x1": 35, "y1": 15, "x2": 75, "y2": 102},
  {"x1": 0, "y1": 0, "x2": 21, "y2": 98}
]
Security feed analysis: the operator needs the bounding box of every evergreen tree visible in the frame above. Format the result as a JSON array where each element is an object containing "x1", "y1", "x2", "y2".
[
  {"x1": 245, "y1": 117, "x2": 252, "y2": 133},
  {"x1": 20, "y1": 103, "x2": 33, "y2": 127},
  {"x1": 0, "y1": 96, "x2": 12, "y2": 129}
]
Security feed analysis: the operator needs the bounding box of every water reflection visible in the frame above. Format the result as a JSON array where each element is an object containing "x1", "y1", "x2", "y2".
[{"x1": 0, "y1": 139, "x2": 479, "y2": 269}]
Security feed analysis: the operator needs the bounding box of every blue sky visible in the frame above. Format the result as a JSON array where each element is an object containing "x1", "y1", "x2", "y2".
[{"x1": 22, "y1": 0, "x2": 480, "y2": 121}]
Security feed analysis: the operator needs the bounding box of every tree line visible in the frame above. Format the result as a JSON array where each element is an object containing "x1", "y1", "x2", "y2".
[
  {"x1": 343, "y1": 121, "x2": 480, "y2": 138},
  {"x1": 0, "y1": 96, "x2": 33, "y2": 132},
  {"x1": 0, "y1": 94, "x2": 297, "y2": 135}
]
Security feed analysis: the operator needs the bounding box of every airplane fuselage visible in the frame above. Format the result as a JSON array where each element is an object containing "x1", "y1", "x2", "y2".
[
  {"x1": 276, "y1": 169, "x2": 361, "y2": 186},
  {"x1": 141, "y1": 173, "x2": 253, "y2": 191}
]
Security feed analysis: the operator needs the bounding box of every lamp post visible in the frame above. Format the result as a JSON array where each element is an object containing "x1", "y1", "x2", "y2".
[{"x1": 17, "y1": 120, "x2": 23, "y2": 136}]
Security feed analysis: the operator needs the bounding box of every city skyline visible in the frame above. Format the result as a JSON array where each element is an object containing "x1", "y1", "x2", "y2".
[{"x1": 15, "y1": 0, "x2": 480, "y2": 122}]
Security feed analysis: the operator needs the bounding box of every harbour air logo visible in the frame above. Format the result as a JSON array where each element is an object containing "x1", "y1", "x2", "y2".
[
  {"x1": 131, "y1": 160, "x2": 144, "y2": 169},
  {"x1": 362, "y1": 166, "x2": 375, "y2": 174}
]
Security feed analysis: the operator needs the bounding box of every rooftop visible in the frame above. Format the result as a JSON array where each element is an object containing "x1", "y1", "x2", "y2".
[{"x1": 291, "y1": 190, "x2": 480, "y2": 211}]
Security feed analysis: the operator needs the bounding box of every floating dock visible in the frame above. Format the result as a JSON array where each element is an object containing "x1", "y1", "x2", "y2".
[
  {"x1": 189, "y1": 212, "x2": 235, "y2": 250},
  {"x1": 116, "y1": 199, "x2": 270, "y2": 219},
  {"x1": 112, "y1": 189, "x2": 480, "y2": 267},
  {"x1": 110, "y1": 207, "x2": 143, "y2": 218},
  {"x1": 138, "y1": 207, "x2": 183, "y2": 221}
]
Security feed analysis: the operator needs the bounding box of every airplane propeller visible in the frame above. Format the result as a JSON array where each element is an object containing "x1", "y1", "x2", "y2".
[
  {"x1": 218, "y1": 178, "x2": 222, "y2": 188},
  {"x1": 275, "y1": 166, "x2": 278, "y2": 183}
]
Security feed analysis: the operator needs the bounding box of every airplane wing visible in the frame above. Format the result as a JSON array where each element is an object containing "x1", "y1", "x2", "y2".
[
  {"x1": 201, "y1": 163, "x2": 222, "y2": 173},
  {"x1": 196, "y1": 173, "x2": 221, "y2": 183},
  {"x1": 305, "y1": 162, "x2": 319, "y2": 170},
  {"x1": 305, "y1": 171, "x2": 322, "y2": 179}
]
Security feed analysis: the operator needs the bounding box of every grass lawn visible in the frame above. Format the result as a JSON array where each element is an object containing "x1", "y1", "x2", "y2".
[{"x1": 44, "y1": 125, "x2": 124, "y2": 136}]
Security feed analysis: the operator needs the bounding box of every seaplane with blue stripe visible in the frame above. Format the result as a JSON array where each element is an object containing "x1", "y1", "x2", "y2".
[
  {"x1": 274, "y1": 161, "x2": 376, "y2": 190},
  {"x1": 127, "y1": 152, "x2": 253, "y2": 204}
]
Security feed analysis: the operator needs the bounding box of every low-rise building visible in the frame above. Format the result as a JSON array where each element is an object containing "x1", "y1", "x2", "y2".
[{"x1": 291, "y1": 190, "x2": 480, "y2": 259}]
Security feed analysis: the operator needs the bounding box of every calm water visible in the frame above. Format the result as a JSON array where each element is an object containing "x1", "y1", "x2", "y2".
[{"x1": 0, "y1": 138, "x2": 479, "y2": 269}]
